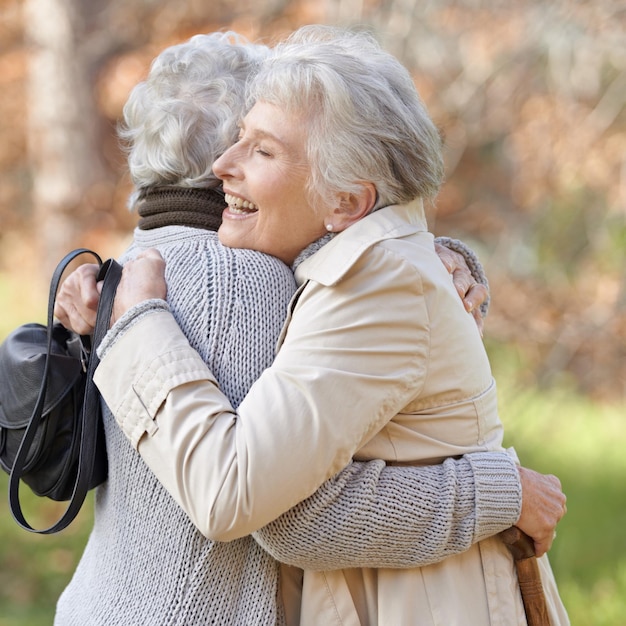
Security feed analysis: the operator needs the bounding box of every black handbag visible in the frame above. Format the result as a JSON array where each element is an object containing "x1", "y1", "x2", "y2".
[{"x1": 0, "y1": 248, "x2": 122, "y2": 534}]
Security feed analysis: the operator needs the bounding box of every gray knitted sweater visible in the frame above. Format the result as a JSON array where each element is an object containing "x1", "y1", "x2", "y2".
[{"x1": 54, "y1": 226, "x2": 521, "y2": 626}]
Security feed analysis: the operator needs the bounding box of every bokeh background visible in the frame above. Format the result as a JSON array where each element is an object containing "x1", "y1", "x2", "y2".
[{"x1": 0, "y1": 1, "x2": 624, "y2": 624}]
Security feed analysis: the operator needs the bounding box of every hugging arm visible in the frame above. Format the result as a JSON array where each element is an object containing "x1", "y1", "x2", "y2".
[
  {"x1": 57, "y1": 255, "x2": 522, "y2": 570},
  {"x1": 254, "y1": 241, "x2": 562, "y2": 567},
  {"x1": 253, "y1": 452, "x2": 521, "y2": 571}
]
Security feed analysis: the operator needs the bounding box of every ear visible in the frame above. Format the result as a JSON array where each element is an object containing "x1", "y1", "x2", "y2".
[{"x1": 326, "y1": 183, "x2": 377, "y2": 233}]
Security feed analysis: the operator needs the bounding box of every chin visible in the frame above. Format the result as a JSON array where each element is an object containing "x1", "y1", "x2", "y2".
[
  {"x1": 218, "y1": 226, "x2": 241, "y2": 246},
  {"x1": 219, "y1": 231, "x2": 261, "y2": 254}
]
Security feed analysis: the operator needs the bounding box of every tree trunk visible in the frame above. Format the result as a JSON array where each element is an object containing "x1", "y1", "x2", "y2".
[{"x1": 23, "y1": 0, "x2": 108, "y2": 273}]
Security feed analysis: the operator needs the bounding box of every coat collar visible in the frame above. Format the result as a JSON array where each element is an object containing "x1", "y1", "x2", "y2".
[{"x1": 294, "y1": 198, "x2": 427, "y2": 287}]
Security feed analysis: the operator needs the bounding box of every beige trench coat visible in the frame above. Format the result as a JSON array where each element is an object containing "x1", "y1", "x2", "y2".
[
  {"x1": 282, "y1": 202, "x2": 569, "y2": 625},
  {"x1": 95, "y1": 200, "x2": 568, "y2": 625},
  {"x1": 296, "y1": 542, "x2": 567, "y2": 625}
]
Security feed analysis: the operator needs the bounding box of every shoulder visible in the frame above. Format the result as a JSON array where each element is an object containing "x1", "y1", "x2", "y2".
[
  {"x1": 304, "y1": 231, "x2": 439, "y2": 298},
  {"x1": 296, "y1": 201, "x2": 431, "y2": 287}
]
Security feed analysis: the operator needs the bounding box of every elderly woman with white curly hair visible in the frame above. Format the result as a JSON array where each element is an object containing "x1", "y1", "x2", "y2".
[{"x1": 56, "y1": 27, "x2": 568, "y2": 625}]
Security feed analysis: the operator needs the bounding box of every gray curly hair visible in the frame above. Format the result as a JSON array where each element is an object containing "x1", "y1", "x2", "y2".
[{"x1": 119, "y1": 32, "x2": 269, "y2": 208}]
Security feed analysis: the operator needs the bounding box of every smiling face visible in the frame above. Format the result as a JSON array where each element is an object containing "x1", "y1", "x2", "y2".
[{"x1": 213, "y1": 101, "x2": 329, "y2": 265}]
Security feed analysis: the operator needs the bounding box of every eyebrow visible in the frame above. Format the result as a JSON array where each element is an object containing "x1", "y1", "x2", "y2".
[
  {"x1": 242, "y1": 126, "x2": 284, "y2": 146},
  {"x1": 238, "y1": 110, "x2": 309, "y2": 165},
  {"x1": 238, "y1": 119, "x2": 292, "y2": 150}
]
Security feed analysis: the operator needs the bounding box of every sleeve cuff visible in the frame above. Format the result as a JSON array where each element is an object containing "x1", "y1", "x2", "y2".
[
  {"x1": 97, "y1": 299, "x2": 170, "y2": 360},
  {"x1": 466, "y1": 450, "x2": 522, "y2": 541}
]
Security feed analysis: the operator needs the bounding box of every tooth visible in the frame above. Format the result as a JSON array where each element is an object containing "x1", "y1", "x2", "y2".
[{"x1": 224, "y1": 193, "x2": 256, "y2": 211}]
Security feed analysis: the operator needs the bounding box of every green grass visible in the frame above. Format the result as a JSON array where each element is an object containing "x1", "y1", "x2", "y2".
[
  {"x1": 496, "y1": 383, "x2": 626, "y2": 626},
  {"x1": 1, "y1": 272, "x2": 625, "y2": 624},
  {"x1": 0, "y1": 489, "x2": 94, "y2": 626}
]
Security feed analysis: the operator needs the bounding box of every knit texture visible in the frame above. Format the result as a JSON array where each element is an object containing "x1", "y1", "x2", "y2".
[
  {"x1": 56, "y1": 222, "x2": 519, "y2": 624},
  {"x1": 255, "y1": 457, "x2": 482, "y2": 570},
  {"x1": 136, "y1": 186, "x2": 225, "y2": 231},
  {"x1": 55, "y1": 227, "x2": 297, "y2": 626}
]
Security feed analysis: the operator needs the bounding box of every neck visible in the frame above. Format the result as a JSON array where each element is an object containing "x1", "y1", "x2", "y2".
[{"x1": 291, "y1": 233, "x2": 334, "y2": 270}]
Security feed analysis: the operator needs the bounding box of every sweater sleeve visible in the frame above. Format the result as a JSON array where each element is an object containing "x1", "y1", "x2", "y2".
[{"x1": 252, "y1": 452, "x2": 521, "y2": 571}]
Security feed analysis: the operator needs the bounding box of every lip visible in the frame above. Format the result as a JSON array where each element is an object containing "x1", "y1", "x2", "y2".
[{"x1": 222, "y1": 206, "x2": 258, "y2": 221}]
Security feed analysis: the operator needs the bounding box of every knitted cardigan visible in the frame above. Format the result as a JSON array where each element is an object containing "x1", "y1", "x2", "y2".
[{"x1": 55, "y1": 221, "x2": 519, "y2": 626}]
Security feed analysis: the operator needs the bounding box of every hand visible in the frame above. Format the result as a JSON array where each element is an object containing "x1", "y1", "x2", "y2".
[
  {"x1": 111, "y1": 249, "x2": 167, "y2": 325},
  {"x1": 515, "y1": 466, "x2": 567, "y2": 557},
  {"x1": 434, "y1": 242, "x2": 489, "y2": 336},
  {"x1": 54, "y1": 263, "x2": 102, "y2": 335}
]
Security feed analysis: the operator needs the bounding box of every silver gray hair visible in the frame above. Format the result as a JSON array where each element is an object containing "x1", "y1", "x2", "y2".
[
  {"x1": 120, "y1": 32, "x2": 269, "y2": 207},
  {"x1": 248, "y1": 25, "x2": 444, "y2": 211}
]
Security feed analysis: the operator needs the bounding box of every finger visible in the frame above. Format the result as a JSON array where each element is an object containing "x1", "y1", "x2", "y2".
[
  {"x1": 135, "y1": 248, "x2": 164, "y2": 261},
  {"x1": 463, "y1": 283, "x2": 489, "y2": 314},
  {"x1": 530, "y1": 529, "x2": 551, "y2": 557},
  {"x1": 471, "y1": 308, "x2": 484, "y2": 337},
  {"x1": 434, "y1": 243, "x2": 456, "y2": 273},
  {"x1": 450, "y1": 267, "x2": 479, "y2": 307},
  {"x1": 435, "y1": 244, "x2": 489, "y2": 316},
  {"x1": 451, "y1": 266, "x2": 473, "y2": 299},
  {"x1": 54, "y1": 264, "x2": 101, "y2": 334},
  {"x1": 53, "y1": 301, "x2": 71, "y2": 329},
  {"x1": 55, "y1": 300, "x2": 96, "y2": 335}
]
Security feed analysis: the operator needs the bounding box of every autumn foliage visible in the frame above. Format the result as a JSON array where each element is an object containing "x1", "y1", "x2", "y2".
[{"x1": 0, "y1": 0, "x2": 624, "y2": 401}]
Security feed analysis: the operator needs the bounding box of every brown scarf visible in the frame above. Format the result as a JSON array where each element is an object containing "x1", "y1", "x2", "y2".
[{"x1": 136, "y1": 187, "x2": 226, "y2": 232}]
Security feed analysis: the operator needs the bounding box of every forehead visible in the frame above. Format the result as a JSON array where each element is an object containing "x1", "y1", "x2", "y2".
[{"x1": 243, "y1": 101, "x2": 309, "y2": 149}]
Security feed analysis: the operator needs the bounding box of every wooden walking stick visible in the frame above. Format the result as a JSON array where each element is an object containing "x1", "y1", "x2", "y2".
[{"x1": 501, "y1": 526, "x2": 551, "y2": 626}]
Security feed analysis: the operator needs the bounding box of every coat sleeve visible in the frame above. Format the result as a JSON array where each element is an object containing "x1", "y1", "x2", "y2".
[
  {"x1": 95, "y1": 247, "x2": 429, "y2": 541},
  {"x1": 252, "y1": 452, "x2": 521, "y2": 570}
]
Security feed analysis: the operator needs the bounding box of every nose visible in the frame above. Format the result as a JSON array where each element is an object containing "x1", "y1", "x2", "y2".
[{"x1": 213, "y1": 143, "x2": 238, "y2": 181}]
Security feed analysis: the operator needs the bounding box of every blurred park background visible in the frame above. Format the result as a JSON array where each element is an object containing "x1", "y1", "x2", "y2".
[{"x1": 0, "y1": 0, "x2": 624, "y2": 624}]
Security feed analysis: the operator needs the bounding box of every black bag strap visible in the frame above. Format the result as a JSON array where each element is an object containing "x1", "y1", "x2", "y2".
[{"x1": 8, "y1": 248, "x2": 123, "y2": 533}]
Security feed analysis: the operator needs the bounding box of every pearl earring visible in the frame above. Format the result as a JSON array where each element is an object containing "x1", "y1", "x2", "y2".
[{"x1": 326, "y1": 223, "x2": 333, "y2": 232}]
